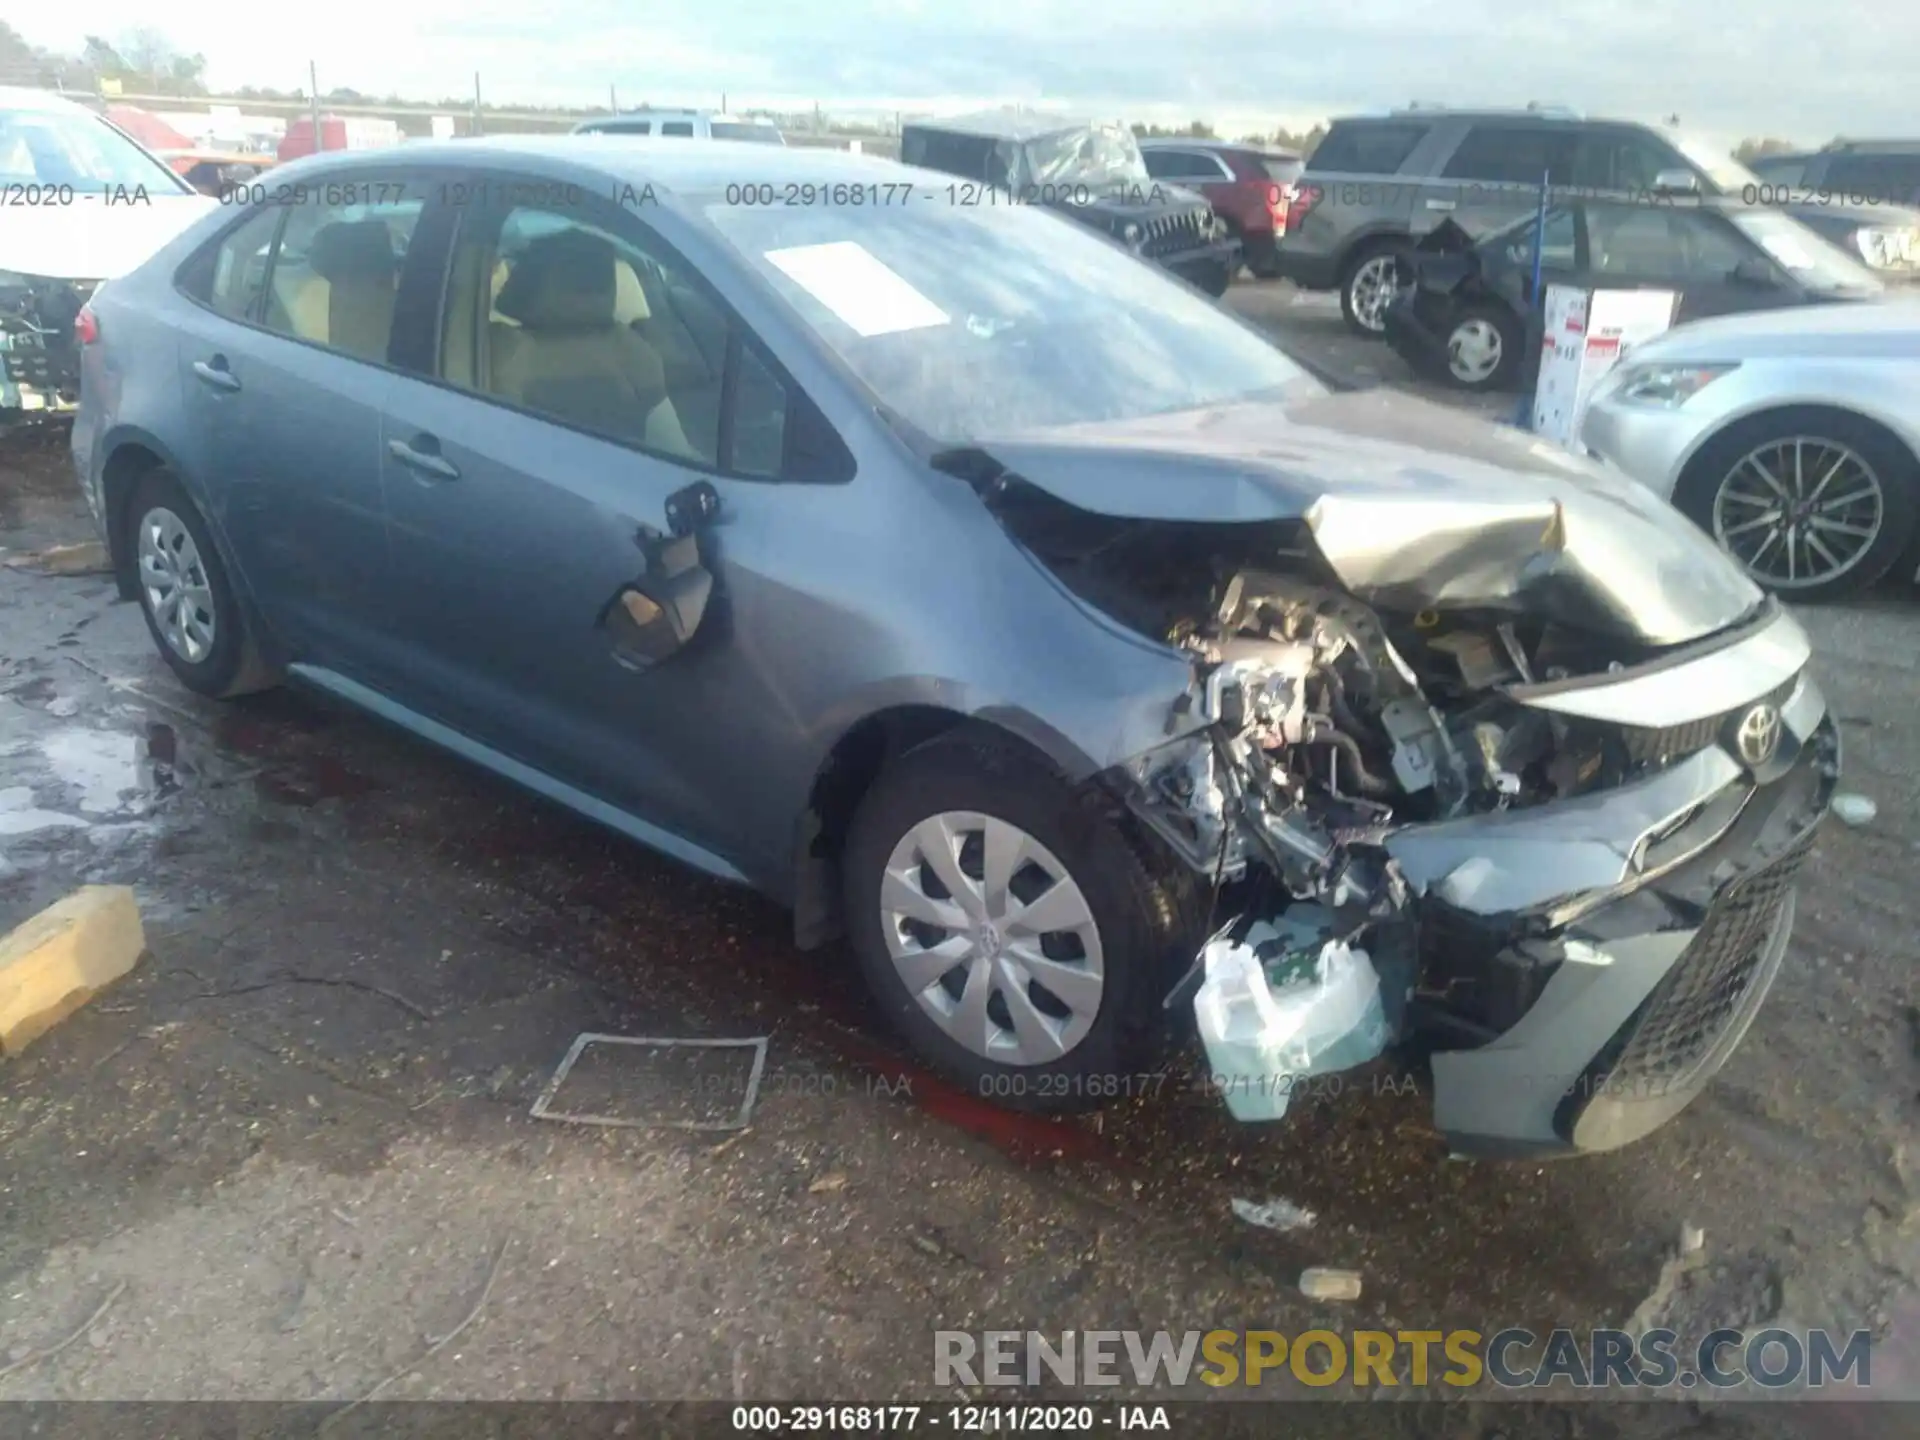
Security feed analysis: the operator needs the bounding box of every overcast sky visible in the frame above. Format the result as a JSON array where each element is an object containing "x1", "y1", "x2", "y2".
[{"x1": 15, "y1": 1, "x2": 1913, "y2": 144}]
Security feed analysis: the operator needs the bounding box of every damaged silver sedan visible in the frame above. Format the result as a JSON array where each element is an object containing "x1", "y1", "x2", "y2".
[{"x1": 74, "y1": 140, "x2": 1837, "y2": 1158}]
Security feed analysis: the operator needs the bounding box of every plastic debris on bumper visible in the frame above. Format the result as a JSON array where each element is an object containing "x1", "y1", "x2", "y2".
[{"x1": 1192, "y1": 926, "x2": 1389, "y2": 1122}]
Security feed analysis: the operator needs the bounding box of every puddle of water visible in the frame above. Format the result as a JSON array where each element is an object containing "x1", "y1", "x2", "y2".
[{"x1": 40, "y1": 728, "x2": 148, "y2": 816}]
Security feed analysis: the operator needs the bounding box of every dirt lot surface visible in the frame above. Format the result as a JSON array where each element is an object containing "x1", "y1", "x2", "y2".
[{"x1": 1, "y1": 287, "x2": 1915, "y2": 1430}]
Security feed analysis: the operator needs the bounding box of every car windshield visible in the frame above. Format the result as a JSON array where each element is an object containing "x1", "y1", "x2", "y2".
[
  {"x1": 1015, "y1": 122, "x2": 1151, "y2": 191},
  {"x1": 711, "y1": 122, "x2": 781, "y2": 144},
  {"x1": 0, "y1": 105, "x2": 191, "y2": 194},
  {"x1": 1671, "y1": 134, "x2": 1761, "y2": 192},
  {"x1": 1727, "y1": 210, "x2": 1886, "y2": 293},
  {"x1": 702, "y1": 193, "x2": 1312, "y2": 442}
]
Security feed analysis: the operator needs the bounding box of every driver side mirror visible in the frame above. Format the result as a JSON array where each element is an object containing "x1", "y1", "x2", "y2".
[
  {"x1": 1731, "y1": 255, "x2": 1782, "y2": 288},
  {"x1": 1651, "y1": 168, "x2": 1701, "y2": 196},
  {"x1": 603, "y1": 536, "x2": 712, "y2": 670}
]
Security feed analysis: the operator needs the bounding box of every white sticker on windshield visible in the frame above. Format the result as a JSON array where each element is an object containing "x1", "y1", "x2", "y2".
[{"x1": 764, "y1": 241, "x2": 949, "y2": 337}]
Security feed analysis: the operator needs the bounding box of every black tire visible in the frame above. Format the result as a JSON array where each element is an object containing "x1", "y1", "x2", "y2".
[
  {"x1": 1674, "y1": 407, "x2": 1920, "y2": 603},
  {"x1": 1338, "y1": 237, "x2": 1410, "y2": 338},
  {"x1": 1436, "y1": 302, "x2": 1524, "y2": 392},
  {"x1": 1198, "y1": 261, "x2": 1233, "y2": 298},
  {"x1": 126, "y1": 468, "x2": 279, "y2": 698},
  {"x1": 841, "y1": 729, "x2": 1203, "y2": 1115}
]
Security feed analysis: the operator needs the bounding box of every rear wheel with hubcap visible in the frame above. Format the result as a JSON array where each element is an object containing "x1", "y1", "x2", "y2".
[
  {"x1": 127, "y1": 468, "x2": 279, "y2": 698},
  {"x1": 842, "y1": 731, "x2": 1199, "y2": 1112},
  {"x1": 1677, "y1": 409, "x2": 1919, "y2": 602},
  {"x1": 1441, "y1": 304, "x2": 1522, "y2": 391}
]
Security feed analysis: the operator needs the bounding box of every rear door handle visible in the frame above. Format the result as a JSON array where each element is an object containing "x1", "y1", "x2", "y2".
[
  {"x1": 192, "y1": 357, "x2": 240, "y2": 392},
  {"x1": 387, "y1": 436, "x2": 460, "y2": 482}
]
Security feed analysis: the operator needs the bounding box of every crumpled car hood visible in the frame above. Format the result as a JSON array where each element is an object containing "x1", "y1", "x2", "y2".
[{"x1": 979, "y1": 388, "x2": 1766, "y2": 647}]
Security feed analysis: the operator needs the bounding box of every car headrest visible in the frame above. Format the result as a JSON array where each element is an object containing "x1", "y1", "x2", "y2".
[
  {"x1": 307, "y1": 221, "x2": 398, "y2": 284},
  {"x1": 494, "y1": 229, "x2": 618, "y2": 331}
]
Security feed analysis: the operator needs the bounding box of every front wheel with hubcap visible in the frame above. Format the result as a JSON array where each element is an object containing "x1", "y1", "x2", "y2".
[
  {"x1": 1441, "y1": 303, "x2": 1522, "y2": 391},
  {"x1": 843, "y1": 732, "x2": 1198, "y2": 1112},
  {"x1": 1340, "y1": 242, "x2": 1408, "y2": 337},
  {"x1": 1677, "y1": 410, "x2": 1919, "y2": 602}
]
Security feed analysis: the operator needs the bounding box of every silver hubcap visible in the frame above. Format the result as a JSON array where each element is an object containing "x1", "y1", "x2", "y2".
[
  {"x1": 1348, "y1": 254, "x2": 1400, "y2": 331},
  {"x1": 880, "y1": 811, "x2": 1105, "y2": 1066},
  {"x1": 1713, "y1": 438, "x2": 1885, "y2": 588},
  {"x1": 1447, "y1": 318, "x2": 1503, "y2": 383},
  {"x1": 136, "y1": 507, "x2": 217, "y2": 663}
]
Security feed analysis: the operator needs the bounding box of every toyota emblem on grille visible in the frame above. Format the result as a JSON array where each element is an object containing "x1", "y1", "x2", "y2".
[{"x1": 1734, "y1": 702, "x2": 1782, "y2": 767}]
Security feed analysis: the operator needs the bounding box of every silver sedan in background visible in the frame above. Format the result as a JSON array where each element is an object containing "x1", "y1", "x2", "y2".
[{"x1": 1581, "y1": 302, "x2": 1920, "y2": 600}]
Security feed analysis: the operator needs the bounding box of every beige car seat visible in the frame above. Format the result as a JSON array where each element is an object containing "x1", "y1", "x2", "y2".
[
  {"x1": 305, "y1": 220, "x2": 400, "y2": 360},
  {"x1": 487, "y1": 229, "x2": 692, "y2": 456}
]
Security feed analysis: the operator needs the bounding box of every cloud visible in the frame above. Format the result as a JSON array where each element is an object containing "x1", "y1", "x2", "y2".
[{"x1": 13, "y1": 0, "x2": 1913, "y2": 142}]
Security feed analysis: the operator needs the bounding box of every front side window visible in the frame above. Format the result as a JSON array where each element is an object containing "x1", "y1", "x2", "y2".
[
  {"x1": 1588, "y1": 205, "x2": 1687, "y2": 279},
  {"x1": 0, "y1": 105, "x2": 193, "y2": 195},
  {"x1": 1491, "y1": 206, "x2": 1578, "y2": 268},
  {"x1": 661, "y1": 122, "x2": 695, "y2": 138},
  {"x1": 440, "y1": 200, "x2": 767, "y2": 465},
  {"x1": 701, "y1": 191, "x2": 1313, "y2": 445},
  {"x1": 259, "y1": 192, "x2": 424, "y2": 362},
  {"x1": 1669, "y1": 135, "x2": 1760, "y2": 193},
  {"x1": 710, "y1": 122, "x2": 781, "y2": 144},
  {"x1": 1571, "y1": 132, "x2": 1679, "y2": 192},
  {"x1": 1725, "y1": 209, "x2": 1885, "y2": 293}
]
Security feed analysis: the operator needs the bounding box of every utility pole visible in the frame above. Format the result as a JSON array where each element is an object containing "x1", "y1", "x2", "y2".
[
  {"x1": 309, "y1": 61, "x2": 322, "y2": 152},
  {"x1": 472, "y1": 72, "x2": 483, "y2": 137},
  {"x1": 609, "y1": 85, "x2": 617, "y2": 114},
  {"x1": 720, "y1": 92, "x2": 727, "y2": 113}
]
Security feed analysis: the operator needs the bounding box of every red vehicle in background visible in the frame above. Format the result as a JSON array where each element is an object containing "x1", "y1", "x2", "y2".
[
  {"x1": 1138, "y1": 138, "x2": 1304, "y2": 279},
  {"x1": 278, "y1": 114, "x2": 404, "y2": 162}
]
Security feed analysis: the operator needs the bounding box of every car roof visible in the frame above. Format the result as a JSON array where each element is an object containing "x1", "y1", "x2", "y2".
[
  {"x1": 582, "y1": 110, "x2": 776, "y2": 124},
  {"x1": 0, "y1": 85, "x2": 95, "y2": 116},
  {"x1": 271, "y1": 133, "x2": 923, "y2": 201},
  {"x1": 1138, "y1": 137, "x2": 1300, "y2": 159},
  {"x1": 904, "y1": 108, "x2": 1103, "y2": 141}
]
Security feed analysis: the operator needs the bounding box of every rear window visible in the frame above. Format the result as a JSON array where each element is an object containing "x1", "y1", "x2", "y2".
[
  {"x1": 1306, "y1": 121, "x2": 1426, "y2": 176},
  {"x1": 1824, "y1": 152, "x2": 1920, "y2": 205}
]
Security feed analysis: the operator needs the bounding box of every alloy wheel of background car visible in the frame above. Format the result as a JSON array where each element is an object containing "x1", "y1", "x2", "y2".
[
  {"x1": 1340, "y1": 248, "x2": 1404, "y2": 336},
  {"x1": 1679, "y1": 409, "x2": 1920, "y2": 602},
  {"x1": 878, "y1": 810, "x2": 1105, "y2": 1067},
  {"x1": 1712, "y1": 437, "x2": 1884, "y2": 592},
  {"x1": 126, "y1": 468, "x2": 279, "y2": 699}
]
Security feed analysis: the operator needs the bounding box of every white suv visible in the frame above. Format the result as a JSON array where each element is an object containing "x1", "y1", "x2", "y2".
[{"x1": 571, "y1": 110, "x2": 785, "y2": 144}]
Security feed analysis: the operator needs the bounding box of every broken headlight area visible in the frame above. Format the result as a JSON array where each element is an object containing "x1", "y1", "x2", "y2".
[
  {"x1": 1083, "y1": 548, "x2": 1782, "y2": 1123},
  {"x1": 0, "y1": 273, "x2": 93, "y2": 418}
]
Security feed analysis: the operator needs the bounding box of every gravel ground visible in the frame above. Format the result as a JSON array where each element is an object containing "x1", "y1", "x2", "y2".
[{"x1": 0, "y1": 292, "x2": 1914, "y2": 1427}]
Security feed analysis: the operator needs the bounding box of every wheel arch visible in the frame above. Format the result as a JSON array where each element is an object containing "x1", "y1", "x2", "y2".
[
  {"x1": 1674, "y1": 401, "x2": 1920, "y2": 510},
  {"x1": 788, "y1": 704, "x2": 1097, "y2": 951}
]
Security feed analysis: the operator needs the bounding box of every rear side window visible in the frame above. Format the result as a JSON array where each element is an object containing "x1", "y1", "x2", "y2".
[
  {"x1": 184, "y1": 205, "x2": 284, "y2": 321},
  {"x1": 1143, "y1": 149, "x2": 1227, "y2": 181},
  {"x1": 1442, "y1": 125, "x2": 1577, "y2": 185},
  {"x1": 660, "y1": 122, "x2": 695, "y2": 138},
  {"x1": 260, "y1": 192, "x2": 425, "y2": 363},
  {"x1": 1307, "y1": 122, "x2": 1426, "y2": 175}
]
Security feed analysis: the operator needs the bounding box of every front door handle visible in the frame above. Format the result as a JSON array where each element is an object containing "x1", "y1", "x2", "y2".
[
  {"x1": 1425, "y1": 198, "x2": 1457, "y2": 212},
  {"x1": 192, "y1": 357, "x2": 240, "y2": 392},
  {"x1": 387, "y1": 436, "x2": 460, "y2": 482}
]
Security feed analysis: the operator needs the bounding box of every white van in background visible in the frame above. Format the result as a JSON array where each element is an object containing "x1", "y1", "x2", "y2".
[{"x1": 572, "y1": 109, "x2": 786, "y2": 144}]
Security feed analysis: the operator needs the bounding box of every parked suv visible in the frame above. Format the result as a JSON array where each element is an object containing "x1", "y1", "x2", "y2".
[
  {"x1": 1279, "y1": 105, "x2": 1920, "y2": 336},
  {"x1": 1748, "y1": 141, "x2": 1920, "y2": 267},
  {"x1": 574, "y1": 109, "x2": 785, "y2": 144},
  {"x1": 1138, "y1": 138, "x2": 1303, "y2": 278}
]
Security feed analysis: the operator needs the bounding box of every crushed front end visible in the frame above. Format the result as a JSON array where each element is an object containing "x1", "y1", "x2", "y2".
[
  {"x1": 1109, "y1": 559, "x2": 1835, "y2": 1157},
  {"x1": 0, "y1": 273, "x2": 96, "y2": 425}
]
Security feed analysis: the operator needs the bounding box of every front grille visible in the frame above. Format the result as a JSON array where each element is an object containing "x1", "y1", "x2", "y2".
[
  {"x1": 1602, "y1": 833, "x2": 1812, "y2": 1091},
  {"x1": 1617, "y1": 677, "x2": 1798, "y2": 765},
  {"x1": 1140, "y1": 209, "x2": 1208, "y2": 259}
]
